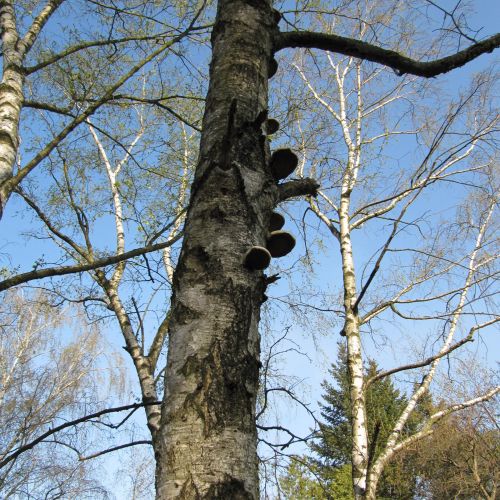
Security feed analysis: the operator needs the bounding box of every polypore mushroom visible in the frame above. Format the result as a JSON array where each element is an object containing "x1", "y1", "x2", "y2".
[
  {"x1": 268, "y1": 58, "x2": 278, "y2": 78},
  {"x1": 244, "y1": 246, "x2": 271, "y2": 270},
  {"x1": 269, "y1": 212, "x2": 285, "y2": 231},
  {"x1": 269, "y1": 148, "x2": 298, "y2": 180},
  {"x1": 266, "y1": 231, "x2": 296, "y2": 258},
  {"x1": 265, "y1": 119, "x2": 280, "y2": 135}
]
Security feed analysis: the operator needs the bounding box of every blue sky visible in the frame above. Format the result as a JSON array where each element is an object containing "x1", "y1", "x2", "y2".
[{"x1": 0, "y1": 0, "x2": 498, "y2": 497}]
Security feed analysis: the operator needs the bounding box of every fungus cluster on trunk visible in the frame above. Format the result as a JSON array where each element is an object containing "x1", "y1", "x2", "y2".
[
  {"x1": 243, "y1": 209, "x2": 296, "y2": 270},
  {"x1": 244, "y1": 88, "x2": 299, "y2": 271}
]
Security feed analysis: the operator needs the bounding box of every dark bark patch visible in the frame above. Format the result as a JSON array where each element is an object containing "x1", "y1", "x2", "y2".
[
  {"x1": 242, "y1": 0, "x2": 269, "y2": 14},
  {"x1": 175, "y1": 245, "x2": 212, "y2": 284},
  {"x1": 171, "y1": 301, "x2": 201, "y2": 327},
  {"x1": 209, "y1": 205, "x2": 227, "y2": 221},
  {"x1": 180, "y1": 354, "x2": 201, "y2": 377},
  {"x1": 203, "y1": 476, "x2": 254, "y2": 499},
  {"x1": 178, "y1": 281, "x2": 261, "y2": 436}
]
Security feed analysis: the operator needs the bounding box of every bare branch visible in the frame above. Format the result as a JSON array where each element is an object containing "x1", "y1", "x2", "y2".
[
  {"x1": 78, "y1": 440, "x2": 152, "y2": 461},
  {"x1": 276, "y1": 31, "x2": 500, "y2": 77},
  {"x1": 0, "y1": 232, "x2": 182, "y2": 292},
  {"x1": 0, "y1": 402, "x2": 160, "y2": 469},
  {"x1": 24, "y1": 32, "x2": 183, "y2": 74},
  {"x1": 278, "y1": 177, "x2": 319, "y2": 202},
  {"x1": 17, "y1": 0, "x2": 64, "y2": 57},
  {"x1": 392, "y1": 385, "x2": 500, "y2": 456},
  {"x1": 365, "y1": 318, "x2": 499, "y2": 387}
]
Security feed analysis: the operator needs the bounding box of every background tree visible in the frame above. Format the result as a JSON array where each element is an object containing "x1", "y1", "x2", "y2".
[
  {"x1": 415, "y1": 408, "x2": 499, "y2": 499},
  {"x1": 412, "y1": 361, "x2": 500, "y2": 499},
  {"x1": 0, "y1": 0, "x2": 207, "y2": 214},
  {"x1": 279, "y1": 343, "x2": 431, "y2": 499},
  {"x1": 0, "y1": 290, "x2": 113, "y2": 498},
  {"x1": 313, "y1": 345, "x2": 427, "y2": 499},
  {"x1": 263, "y1": 1, "x2": 500, "y2": 496}
]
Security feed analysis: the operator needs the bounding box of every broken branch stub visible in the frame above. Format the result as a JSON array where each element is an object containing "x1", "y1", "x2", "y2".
[
  {"x1": 266, "y1": 230, "x2": 296, "y2": 258},
  {"x1": 244, "y1": 246, "x2": 272, "y2": 270},
  {"x1": 270, "y1": 148, "x2": 298, "y2": 180}
]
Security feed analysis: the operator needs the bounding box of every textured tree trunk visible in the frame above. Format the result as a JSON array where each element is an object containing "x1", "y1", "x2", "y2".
[
  {"x1": 0, "y1": 1, "x2": 24, "y2": 215},
  {"x1": 337, "y1": 122, "x2": 369, "y2": 497},
  {"x1": 155, "y1": 0, "x2": 278, "y2": 497}
]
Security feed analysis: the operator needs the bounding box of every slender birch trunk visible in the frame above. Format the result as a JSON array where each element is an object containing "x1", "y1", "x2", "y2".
[
  {"x1": 88, "y1": 122, "x2": 163, "y2": 442},
  {"x1": 154, "y1": 0, "x2": 279, "y2": 496},
  {"x1": 336, "y1": 61, "x2": 369, "y2": 499},
  {"x1": 339, "y1": 211, "x2": 369, "y2": 499},
  {"x1": 0, "y1": 1, "x2": 23, "y2": 215},
  {"x1": 0, "y1": 0, "x2": 63, "y2": 214}
]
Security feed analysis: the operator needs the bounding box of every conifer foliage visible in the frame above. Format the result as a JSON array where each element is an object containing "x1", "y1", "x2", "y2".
[{"x1": 282, "y1": 343, "x2": 429, "y2": 499}]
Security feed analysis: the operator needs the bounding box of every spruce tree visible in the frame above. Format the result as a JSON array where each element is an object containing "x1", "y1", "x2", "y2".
[
  {"x1": 311, "y1": 342, "x2": 427, "y2": 498},
  {"x1": 281, "y1": 343, "x2": 428, "y2": 499}
]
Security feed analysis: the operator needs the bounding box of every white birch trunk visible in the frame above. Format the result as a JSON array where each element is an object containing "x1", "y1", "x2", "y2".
[
  {"x1": 89, "y1": 122, "x2": 162, "y2": 440},
  {"x1": 0, "y1": 0, "x2": 63, "y2": 214},
  {"x1": 154, "y1": 0, "x2": 279, "y2": 496},
  {"x1": 0, "y1": 1, "x2": 23, "y2": 214}
]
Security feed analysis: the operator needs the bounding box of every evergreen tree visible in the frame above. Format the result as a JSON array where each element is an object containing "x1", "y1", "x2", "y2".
[{"x1": 282, "y1": 343, "x2": 429, "y2": 499}]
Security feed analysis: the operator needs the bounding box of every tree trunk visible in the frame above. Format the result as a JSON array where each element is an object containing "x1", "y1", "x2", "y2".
[
  {"x1": 154, "y1": 0, "x2": 278, "y2": 497},
  {"x1": 0, "y1": 1, "x2": 24, "y2": 216},
  {"x1": 339, "y1": 191, "x2": 369, "y2": 498}
]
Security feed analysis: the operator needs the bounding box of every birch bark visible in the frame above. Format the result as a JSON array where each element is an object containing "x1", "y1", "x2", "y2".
[
  {"x1": 154, "y1": 0, "x2": 279, "y2": 496},
  {"x1": 0, "y1": 0, "x2": 63, "y2": 214},
  {"x1": 88, "y1": 122, "x2": 163, "y2": 442},
  {"x1": 0, "y1": 0, "x2": 23, "y2": 214}
]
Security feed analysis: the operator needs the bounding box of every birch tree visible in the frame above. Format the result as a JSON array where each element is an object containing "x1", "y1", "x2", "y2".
[
  {"x1": 276, "y1": 4, "x2": 499, "y2": 498},
  {"x1": 0, "y1": 0, "x2": 206, "y2": 216},
  {"x1": 0, "y1": 0, "x2": 499, "y2": 498},
  {"x1": 0, "y1": 290, "x2": 111, "y2": 498}
]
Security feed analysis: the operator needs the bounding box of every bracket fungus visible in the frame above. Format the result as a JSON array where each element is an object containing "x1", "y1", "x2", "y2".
[
  {"x1": 265, "y1": 119, "x2": 280, "y2": 135},
  {"x1": 268, "y1": 58, "x2": 278, "y2": 78},
  {"x1": 269, "y1": 148, "x2": 298, "y2": 180},
  {"x1": 269, "y1": 212, "x2": 285, "y2": 231},
  {"x1": 244, "y1": 246, "x2": 272, "y2": 270},
  {"x1": 266, "y1": 230, "x2": 296, "y2": 258}
]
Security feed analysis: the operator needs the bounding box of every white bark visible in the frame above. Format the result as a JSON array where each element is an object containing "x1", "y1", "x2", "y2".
[
  {"x1": 0, "y1": 0, "x2": 23, "y2": 212},
  {"x1": 297, "y1": 51, "x2": 371, "y2": 497},
  {"x1": 297, "y1": 30, "x2": 497, "y2": 497},
  {"x1": 365, "y1": 199, "x2": 497, "y2": 499},
  {"x1": 0, "y1": 0, "x2": 64, "y2": 213},
  {"x1": 162, "y1": 123, "x2": 190, "y2": 282},
  {"x1": 88, "y1": 120, "x2": 162, "y2": 440}
]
